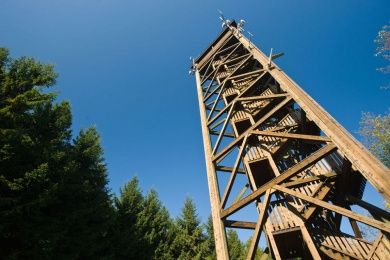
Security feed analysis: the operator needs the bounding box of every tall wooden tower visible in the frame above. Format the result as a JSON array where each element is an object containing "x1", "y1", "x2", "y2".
[{"x1": 192, "y1": 20, "x2": 390, "y2": 260}]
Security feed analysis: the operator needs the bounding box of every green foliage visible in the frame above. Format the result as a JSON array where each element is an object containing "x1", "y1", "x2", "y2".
[
  {"x1": 242, "y1": 237, "x2": 266, "y2": 260},
  {"x1": 140, "y1": 190, "x2": 174, "y2": 259},
  {"x1": 227, "y1": 229, "x2": 245, "y2": 259},
  {"x1": 0, "y1": 47, "x2": 113, "y2": 259},
  {"x1": 204, "y1": 216, "x2": 217, "y2": 260},
  {"x1": 171, "y1": 197, "x2": 208, "y2": 260},
  {"x1": 360, "y1": 111, "x2": 390, "y2": 168},
  {"x1": 113, "y1": 177, "x2": 145, "y2": 259},
  {"x1": 114, "y1": 177, "x2": 174, "y2": 259}
]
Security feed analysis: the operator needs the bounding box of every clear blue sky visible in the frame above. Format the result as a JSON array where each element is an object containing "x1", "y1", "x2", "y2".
[{"x1": 1, "y1": 0, "x2": 389, "y2": 228}]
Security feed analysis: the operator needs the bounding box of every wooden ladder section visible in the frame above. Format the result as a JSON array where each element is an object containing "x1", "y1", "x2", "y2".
[{"x1": 193, "y1": 22, "x2": 390, "y2": 260}]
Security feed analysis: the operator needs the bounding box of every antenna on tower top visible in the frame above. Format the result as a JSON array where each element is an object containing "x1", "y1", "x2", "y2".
[
  {"x1": 237, "y1": 19, "x2": 246, "y2": 33},
  {"x1": 217, "y1": 9, "x2": 231, "y2": 28},
  {"x1": 188, "y1": 56, "x2": 195, "y2": 75}
]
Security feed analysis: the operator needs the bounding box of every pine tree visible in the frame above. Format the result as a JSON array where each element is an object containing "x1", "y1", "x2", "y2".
[
  {"x1": 171, "y1": 198, "x2": 207, "y2": 260},
  {"x1": 0, "y1": 48, "x2": 113, "y2": 258}
]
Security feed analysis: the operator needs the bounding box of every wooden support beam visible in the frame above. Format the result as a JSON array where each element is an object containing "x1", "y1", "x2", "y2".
[
  {"x1": 210, "y1": 130, "x2": 235, "y2": 138},
  {"x1": 209, "y1": 118, "x2": 226, "y2": 131},
  {"x1": 233, "y1": 184, "x2": 250, "y2": 203},
  {"x1": 246, "y1": 189, "x2": 271, "y2": 260},
  {"x1": 206, "y1": 106, "x2": 222, "y2": 112},
  {"x1": 251, "y1": 130, "x2": 331, "y2": 143},
  {"x1": 220, "y1": 135, "x2": 249, "y2": 208},
  {"x1": 216, "y1": 165, "x2": 246, "y2": 174},
  {"x1": 221, "y1": 52, "x2": 252, "y2": 67},
  {"x1": 224, "y1": 220, "x2": 257, "y2": 230},
  {"x1": 212, "y1": 102, "x2": 236, "y2": 155},
  {"x1": 273, "y1": 185, "x2": 390, "y2": 233},
  {"x1": 303, "y1": 181, "x2": 335, "y2": 220},
  {"x1": 345, "y1": 195, "x2": 390, "y2": 221},
  {"x1": 195, "y1": 70, "x2": 229, "y2": 259},
  {"x1": 228, "y1": 68, "x2": 265, "y2": 81},
  {"x1": 215, "y1": 42, "x2": 240, "y2": 56},
  {"x1": 220, "y1": 144, "x2": 337, "y2": 218},
  {"x1": 282, "y1": 172, "x2": 337, "y2": 188},
  {"x1": 346, "y1": 204, "x2": 363, "y2": 239},
  {"x1": 237, "y1": 93, "x2": 289, "y2": 102}
]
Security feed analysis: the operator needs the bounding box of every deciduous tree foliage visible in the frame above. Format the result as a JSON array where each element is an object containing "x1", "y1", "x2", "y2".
[
  {"x1": 360, "y1": 24, "x2": 390, "y2": 169},
  {"x1": 360, "y1": 111, "x2": 390, "y2": 168}
]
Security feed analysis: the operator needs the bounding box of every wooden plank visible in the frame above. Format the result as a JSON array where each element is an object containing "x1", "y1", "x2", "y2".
[
  {"x1": 246, "y1": 190, "x2": 271, "y2": 260},
  {"x1": 220, "y1": 144, "x2": 337, "y2": 218},
  {"x1": 273, "y1": 185, "x2": 390, "y2": 233}
]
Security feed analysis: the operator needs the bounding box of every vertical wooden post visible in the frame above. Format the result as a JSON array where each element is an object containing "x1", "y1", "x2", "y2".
[{"x1": 195, "y1": 70, "x2": 229, "y2": 260}]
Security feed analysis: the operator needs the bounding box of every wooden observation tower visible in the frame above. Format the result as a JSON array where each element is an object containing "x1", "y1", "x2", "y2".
[{"x1": 192, "y1": 19, "x2": 390, "y2": 260}]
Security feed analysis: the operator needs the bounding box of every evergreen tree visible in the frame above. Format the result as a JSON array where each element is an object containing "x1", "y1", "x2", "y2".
[
  {"x1": 114, "y1": 177, "x2": 174, "y2": 259},
  {"x1": 227, "y1": 229, "x2": 245, "y2": 260},
  {"x1": 171, "y1": 198, "x2": 207, "y2": 260},
  {"x1": 0, "y1": 48, "x2": 113, "y2": 259},
  {"x1": 242, "y1": 237, "x2": 265, "y2": 260},
  {"x1": 204, "y1": 216, "x2": 217, "y2": 259},
  {"x1": 113, "y1": 176, "x2": 144, "y2": 259},
  {"x1": 139, "y1": 189, "x2": 174, "y2": 259}
]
